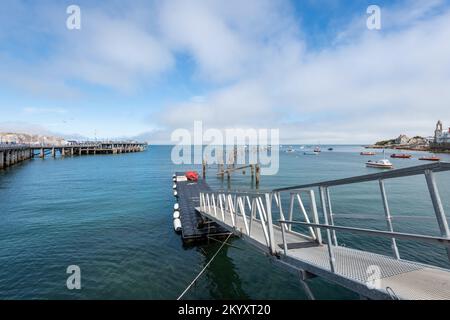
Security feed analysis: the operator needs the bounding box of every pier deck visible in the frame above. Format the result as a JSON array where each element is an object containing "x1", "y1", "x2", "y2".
[
  {"x1": 196, "y1": 162, "x2": 450, "y2": 300},
  {"x1": 174, "y1": 173, "x2": 229, "y2": 243}
]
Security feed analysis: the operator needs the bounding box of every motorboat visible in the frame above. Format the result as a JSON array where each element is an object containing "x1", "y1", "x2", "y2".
[
  {"x1": 390, "y1": 153, "x2": 412, "y2": 159},
  {"x1": 366, "y1": 159, "x2": 393, "y2": 169},
  {"x1": 419, "y1": 155, "x2": 441, "y2": 162},
  {"x1": 361, "y1": 151, "x2": 376, "y2": 156}
]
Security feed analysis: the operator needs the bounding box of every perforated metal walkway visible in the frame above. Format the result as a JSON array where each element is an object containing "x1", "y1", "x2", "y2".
[{"x1": 197, "y1": 204, "x2": 450, "y2": 300}]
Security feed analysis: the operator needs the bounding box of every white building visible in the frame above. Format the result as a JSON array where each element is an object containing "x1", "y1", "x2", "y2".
[{"x1": 434, "y1": 120, "x2": 450, "y2": 144}]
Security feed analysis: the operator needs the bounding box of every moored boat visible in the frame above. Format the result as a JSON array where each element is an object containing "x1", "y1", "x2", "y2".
[
  {"x1": 366, "y1": 159, "x2": 394, "y2": 169},
  {"x1": 419, "y1": 155, "x2": 441, "y2": 162},
  {"x1": 361, "y1": 151, "x2": 376, "y2": 156},
  {"x1": 390, "y1": 153, "x2": 412, "y2": 159}
]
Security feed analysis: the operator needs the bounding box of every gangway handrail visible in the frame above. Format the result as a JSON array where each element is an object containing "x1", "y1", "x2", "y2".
[
  {"x1": 274, "y1": 162, "x2": 450, "y2": 192},
  {"x1": 278, "y1": 220, "x2": 450, "y2": 247}
]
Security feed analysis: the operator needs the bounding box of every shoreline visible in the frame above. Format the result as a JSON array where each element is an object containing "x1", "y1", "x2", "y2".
[{"x1": 365, "y1": 145, "x2": 450, "y2": 154}]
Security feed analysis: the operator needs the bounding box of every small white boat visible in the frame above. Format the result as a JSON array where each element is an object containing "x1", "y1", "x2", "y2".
[
  {"x1": 174, "y1": 203, "x2": 179, "y2": 211},
  {"x1": 173, "y1": 210, "x2": 180, "y2": 219},
  {"x1": 173, "y1": 190, "x2": 178, "y2": 197},
  {"x1": 366, "y1": 159, "x2": 393, "y2": 169}
]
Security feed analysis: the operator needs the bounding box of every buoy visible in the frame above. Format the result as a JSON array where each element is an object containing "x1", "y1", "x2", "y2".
[
  {"x1": 174, "y1": 203, "x2": 179, "y2": 211},
  {"x1": 173, "y1": 218, "x2": 182, "y2": 232},
  {"x1": 173, "y1": 210, "x2": 180, "y2": 219},
  {"x1": 173, "y1": 183, "x2": 177, "y2": 189},
  {"x1": 173, "y1": 190, "x2": 178, "y2": 197}
]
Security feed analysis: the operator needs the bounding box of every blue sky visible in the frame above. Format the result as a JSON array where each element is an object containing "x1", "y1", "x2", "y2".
[{"x1": 1, "y1": 0, "x2": 450, "y2": 143}]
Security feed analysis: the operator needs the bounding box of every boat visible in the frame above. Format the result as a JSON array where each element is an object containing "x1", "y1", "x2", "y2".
[
  {"x1": 314, "y1": 146, "x2": 321, "y2": 153},
  {"x1": 361, "y1": 151, "x2": 376, "y2": 156},
  {"x1": 304, "y1": 151, "x2": 319, "y2": 155},
  {"x1": 286, "y1": 147, "x2": 295, "y2": 153},
  {"x1": 185, "y1": 171, "x2": 199, "y2": 182},
  {"x1": 328, "y1": 147, "x2": 333, "y2": 151},
  {"x1": 366, "y1": 159, "x2": 394, "y2": 169},
  {"x1": 390, "y1": 153, "x2": 412, "y2": 159},
  {"x1": 419, "y1": 155, "x2": 441, "y2": 162}
]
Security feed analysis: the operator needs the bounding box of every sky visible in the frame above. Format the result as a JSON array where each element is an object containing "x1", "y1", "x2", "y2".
[{"x1": 0, "y1": 0, "x2": 449, "y2": 144}]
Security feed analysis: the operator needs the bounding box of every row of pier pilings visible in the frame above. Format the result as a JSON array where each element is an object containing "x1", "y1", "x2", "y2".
[
  {"x1": 0, "y1": 148, "x2": 33, "y2": 169},
  {"x1": 1, "y1": 143, "x2": 148, "y2": 169},
  {"x1": 34, "y1": 146, "x2": 144, "y2": 159}
]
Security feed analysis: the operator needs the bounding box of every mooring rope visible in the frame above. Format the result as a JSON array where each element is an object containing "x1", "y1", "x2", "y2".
[{"x1": 177, "y1": 233, "x2": 233, "y2": 300}]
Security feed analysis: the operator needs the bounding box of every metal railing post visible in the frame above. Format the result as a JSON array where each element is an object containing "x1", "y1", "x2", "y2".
[
  {"x1": 288, "y1": 193, "x2": 295, "y2": 231},
  {"x1": 326, "y1": 188, "x2": 338, "y2": 246},
  {"x1": 280, "y1": 221, "x2": 288, "y2": 255},
  {"x1": 379, "y1": 179, "x2": 400, "y2": 259},
  {"x1": 206, "y1": 193, "x2": 211, "y2": 214},
  {"x1": 200, "y1": 192, "x2": 204, "y2": 208},
  {"x1": 265, "y1": 192, "x2": 276, "y2": 255},
  {"x1": 277, "y1": 192, "x2": 288, "y2": 231},
  {"x1": 425, "y1": 169, "x2": 450, "y2": 263},
  {"x1": 212, "y1": 193, "x2": 217, "y2": 217},
  {"x1": 218, "y1": 193, "x2": 225, "y2": 221},
  {"x1": 309, "y1": 190, "x2": 322, "y2": 244},
  {"x1": 320, "y1": 186, "x2": 336, "y2": 273}
]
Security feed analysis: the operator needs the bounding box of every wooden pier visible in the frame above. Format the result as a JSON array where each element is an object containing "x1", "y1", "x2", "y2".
[
  {"x1": 0, "y1": 141, "x2": 148, "y2": 169},
  {"x1": 0, "y1": 145, "x2": 33, "y2": 169}
]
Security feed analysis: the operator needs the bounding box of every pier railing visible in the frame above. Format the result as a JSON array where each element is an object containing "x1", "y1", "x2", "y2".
[{"x1": 199, "y1": 162, "x2": 450, "y2": 270}]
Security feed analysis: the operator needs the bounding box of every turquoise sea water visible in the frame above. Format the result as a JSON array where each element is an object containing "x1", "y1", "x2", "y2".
[{"x1": 0, "y1": 145, "x2": 449, "y2": 299}]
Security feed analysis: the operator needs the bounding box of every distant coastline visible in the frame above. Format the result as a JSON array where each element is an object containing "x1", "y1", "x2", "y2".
[{"x1": 366, "y1": 134, "x2": 450, "y2": 153}]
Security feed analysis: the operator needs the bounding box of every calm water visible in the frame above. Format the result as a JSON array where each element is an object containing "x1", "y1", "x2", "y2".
[{"x1": 0, "y1": 145, "x2": 449, "y2": 299}]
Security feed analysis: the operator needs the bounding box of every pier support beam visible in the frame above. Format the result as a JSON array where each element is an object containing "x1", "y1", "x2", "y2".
[
  {"x1": 0, "y1": 151, "x2": 4, "y2": 169},
  {"x1": 40, "y1": 148, "x2": 45, "y2": 159},
  {"x1": 6, "y1": 151, "x2": 10, "y2": 167},
  {"x1": 52, "y1": 148, "x2": 56, "y2": 158}
]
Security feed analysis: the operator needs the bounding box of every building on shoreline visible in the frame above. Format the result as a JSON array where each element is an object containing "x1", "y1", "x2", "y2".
[{"x1": 431, "y1": 120, "x2": 450, "y2": 150}]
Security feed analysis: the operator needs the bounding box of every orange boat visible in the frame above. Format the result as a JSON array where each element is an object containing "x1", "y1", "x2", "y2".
[
  {"x1": 360, "y1": 151, "x2": 376, "y2": 156},
  {"x1": 419, "y1": 156, "x2": 441, "y2": 162},
  {"x1": 390, "y1": 153, "x2": 412, "y2": 159}
]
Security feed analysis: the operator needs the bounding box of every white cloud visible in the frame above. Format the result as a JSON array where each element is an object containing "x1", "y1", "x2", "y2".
[
  {"x1": 151, "y1": 1, "x2": 450, "y2": 144},
  {"x1": 1, "y1": 0, "x2": 450, "y2": 143}
]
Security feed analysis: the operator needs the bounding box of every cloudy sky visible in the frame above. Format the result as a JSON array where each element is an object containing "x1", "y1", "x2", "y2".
[{"x1": 0, "y1": 0, "x2": 449, "y2": 143}]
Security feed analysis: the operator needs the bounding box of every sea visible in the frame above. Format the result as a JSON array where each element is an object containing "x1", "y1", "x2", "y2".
[{"x1": 0, "y1": 145, "x2": 449, "y2": 299}]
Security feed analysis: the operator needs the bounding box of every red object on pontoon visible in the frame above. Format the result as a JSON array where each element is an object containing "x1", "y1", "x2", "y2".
[{"x1": 185, "y1": 171, "x2": 199, "y2": 181}]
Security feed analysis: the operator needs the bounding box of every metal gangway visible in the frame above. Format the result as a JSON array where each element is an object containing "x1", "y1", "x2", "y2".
[{"x1": 197, "y1": 162, "x2": 450, "y2": 300}]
